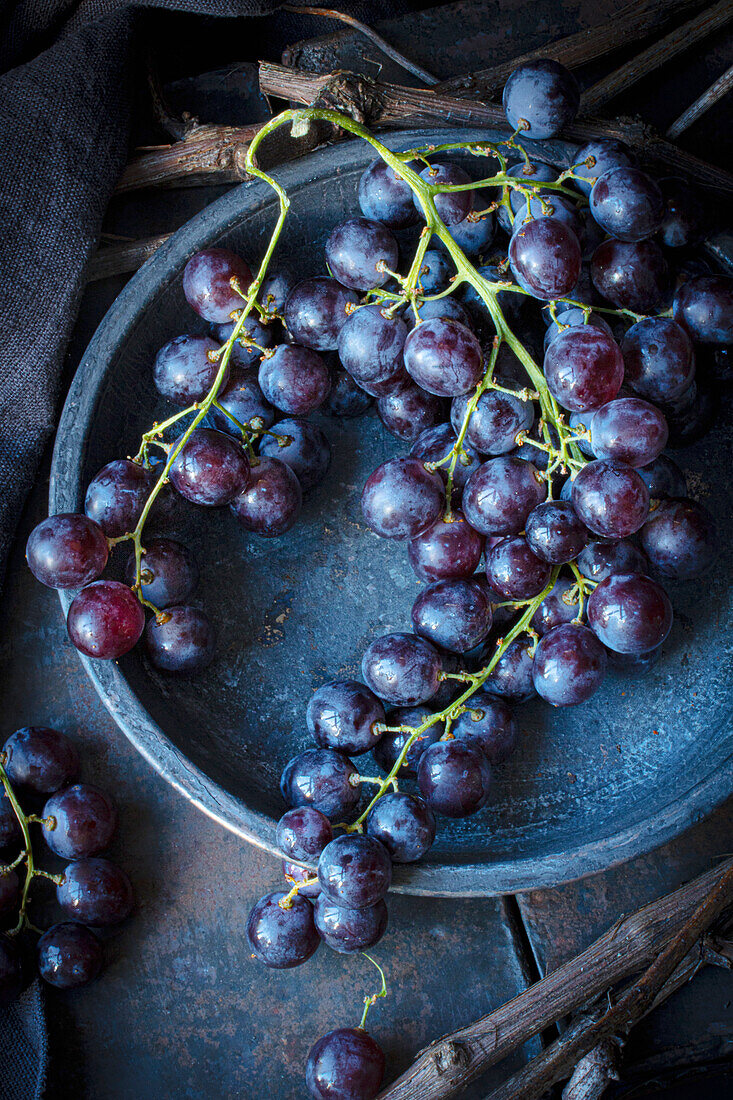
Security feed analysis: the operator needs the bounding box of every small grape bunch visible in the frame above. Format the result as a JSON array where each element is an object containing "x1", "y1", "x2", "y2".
[{"x1": 0, "y1": 726, "x2": 133, "y2": 1002}]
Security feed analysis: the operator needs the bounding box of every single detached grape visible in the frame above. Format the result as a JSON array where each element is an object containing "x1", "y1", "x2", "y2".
[
  {"x1": 571, "y1": 460, "x2": 649, "y2": 538},
  {"x1": 285, "y1": 277, "x2": 359, "y2": 351},
  {"x1": 42, "y1": 783, "x2": 116, "y2": 859},
  {"x1": 502, "y1": 59, "x2": 579, "y2": 138},
  {"x1": 246, "y1": 891, "x2": 320, "y2": 969},
  {"x1": 531, "y1": 575, "x2": 582, "y2": 635},
  {"x1": 125, "y1": 537, "x2": 199, "y2": 608},
  {"x1": 258, "y1": 345, "x2": 331, "y2": 415},
  {"x1": 572, "y1": 139, "x2": 636, "y2": 196},
  {"x1": 673, "y1": 275, "x2": 733, "y2": 345},
  {"x1": 658, "y1": 177, "x2": 702, "y2": 249},
  {"x1": 525, "y1": 500, "x2": 588, "y2": 563},
  {"x1": 509, "y1": 217, "x2": 581, "y2": 300},
  {"x1": 306, "y1": 1027, "x2": 385, "y2": 1100},
  {"x1": 213, "y1": 312, "x2": 276, "y2": 367},
  {"x1": 0, "y1": 935, "x2": 22, "y2": 1006},
  {"x1": 0, "y1": 869, "x2": 20, "y2": 915},
  {"x1": 327, "y1": 370, "x2": 374, "y2": 419},
  {"x1": 153, "y1": 334, "x2": 225, "y2": 407},
  {"x1": 366, "y1": 791, "x2": 436, "y2": 863},
  {"x1": 66, "y1": 580, "x2": 145, "y2": 659},
  {"x1": 182, "y1": 248, "x2": 252, "y2": 323},
  {"x1": 483, "y1": 637, "x2": 536, "y2": 703},
  {"x1": 231, "y1": 456, "x2": 302, "y2": 537},
  {"x1": 307, "y1": 681, "x2": 385, "y2": 756},
  {"x1": 621, "y1": 318, "x2": 695, "y2": 403},
  {"x1": 169, "y1": 427, "x2": 249, "y2": 507},
  {"x1": 26, "y1": 513, "x2": 109, "y2": 589},
  {"x1": 543, "y1": 326, "x2": 624, "y2": 412},
  {"x1": 418, "y1": 740, "x2": 491, "y2": 818},
  {"x1": 358, "y1": 156, "x2": 419, "y2": 228},
  {"x1": 638, "y1": 455, "x2": 687, "y2": 500},
  {"x1": 84, "y1": 459, "x2": 167, "y2": 538},
  {"x1": 403, "y1": 318, "x2": 483, "y2": 397},
  {"x1": 276, "y1": 807, "x2": 333, "y2": 863},
  {"x1": 377, "y1": 380, "x2": 445, "y2": 442},
  {"x1": 326, "y1": 217, "x2": 399, "y2": 291},
  {"x1": 37, "y1": 923, "x2": 103, "y2": 989},
  {"x1": 485, "y1": 536, "x2": 551, "y2": 599},
  {"x1": 640, "y1": 498, "x2": 716, "y2": 579},
  {"x1": 410, "y1": 423, "x2": 482, "y2": 490},
  {"x1": 318, "y1": 834, "x2": 392, "y2": 909},
  {"x1": 451, "y1": 387, "x2": 534, "y2": 456},
  {"x1": 590, "y1": 167, "x2": 664, "y2": 242},
  {"x1": 56, "y1": 858, "x2": 134, "y2": 925},
  {"x1": 590, "y1": 397, "x2": 668, "y2": 468},
  {"x1": 577, "y1": 537, "x2": 648, "y2": 582},
  {"x1": 211, "y1": 369, "x2": 276, "y2": 433},
  {"x1": 314, "y1": 894, "x2": 388, "y2": 954},
  {"x1": 362, "y1": 632, "x2": 442, "y2": 706},
  {"x1": 361, "y1": 456, "x2": 444, "y2": 541},
  {"x1": 532, "y1": 624, "x2": 607, "y2": 706},
  {"x1": 259, "y1": 418, "x2": 331, "y2": 492},
  {"x1": 373, "y1": 705, "x2": 443, "y2": 777},
  {"x1": 591, "y1": 239, "x2": 668, "y2": 312},
  {"x1": 463, "y1": 456, "x2": 545, "y2": 535},
  {"x1": 588, "y1": 572, "x2": 673, "y2": 654},
  {"x1": 337, "y1": 304, "x2": 407, "y2": 389},
  {"x1": 416, "y1": 161, "x2": 474, "y2": 225},
  {"x1": 2, "y1": 726, "x2": 79, "y2": 794},
  {"x1": 280, "y1": 749, "x2": 361, "y2": 820},
  {"x1": 412, "y1": 577, "x2": 492, "y2": 654},
  {"x1": 145, "y1": 606, "x2": 216, "y2": 674},
  {"x1": 408, "y1": 511, "x2": 485, "y2": 582},
  {"x1": 452, "y1": 691, "x2": 518, "y2": 765}
]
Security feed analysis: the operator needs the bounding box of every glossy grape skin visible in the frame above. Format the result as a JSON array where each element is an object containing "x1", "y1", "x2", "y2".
[
  {"x1": 283, "y1": 861, "x2": 321, "y2": 899},
  {"x1": 417, "y1": 249, "x2": 452, "y2": 293},
  {"x1": 658, "y1": 178, "x2": 702, "y2": 248},
  {"x1": 169, "y1": 428, "x2": 249, "y2": 506},
  {"x1": 640, "y1": 498, "x2": 716, "y2": 579},
  {"x1": 0, "y1": 868, "x2": 19, "y2": 915},
  {"x1": 483, "y1": 637, "x2": 536, "y2": 703},
  {"x1": 84, "y1": 459, "x2": 168, "y2": 538},
  {"x1": 530, "y1": 575, "x2": 582, "y2": 635},
  {"x1": 407, "y1": 512, "x2": 485, "y2": 582},
  {"x1": 144, "y1": 606, "x2": 216, "y2": 674},
  {"x1": 525, "y1": 501, "x2": 588, "y2": 563},
  {"x1": 280, "y1": 748, "x2": 360, "y2": 820},
  {"x1": 258, "y1": 266, "x2": 297, "y2": 316},
  {"x1": 153, "y1": 334, "x2": 225, "y2": 406},
  {"x1": 377, "y1": 381, "x2": 445, "y2": 441},
  {"x1": 621, "y1": 318, "x2": 695, "y2": 403},
  {"x1": 230, "y1": 456, "x2": 302, "y2": 537},
  {"x1": 451, "y1": 387, "x2": 534, "y2": 455},
  {"x1": 66, "y1": 580, "x2": 145, "y2": 659},
  {"x1": 41, "y1": 784, "x2": 116, "y2": 859},
  {"x1": 337, "y1": 304, "x2": 407, "y2": 389},
  {"x1": 590, "y1": 397, "x2": 668, "y2": 468},
  {"x1": 2, "y1": 727, "x2": 79, "y2": 794},
  {"x1": 673, "y1": 275, "x2": 733, "y2": 345},
  {"x1": 449, "y1": 209, "x2": 496, "y2": 255},
  {"x1": 0, "y1": 791, "x2": 21, "y2": 851},
  {"x1": 463, "y1": 456, "x2": 545, "y2": 536},
  {"x1": 306, "y1": 1027, "x2": 385, "y2": 1100},
  {"x1": 544, "y1": 308, "x2": 613, "y2": 351},
  {"x1": 182, "y1": 248, "x2": 252, "y2": 323},
  {"x1": 213, "y1": 314, "x2": 276, "y2": 368},
  {"x1": 532, "y1": 624, "x2": 607, "y2": 706},
  {"x1": 124, "y1": 538, "x2": 198, "y2": 608},
  {"x1": 26, "y1": 514, "x2": 109, "y2": 590},
  {"x1": 485, "y1": 536, "x2": 552, "y2": 599},
  {"x1": 326, "y1": 218, "x2": 399, "y2": 291},
  {"x1": 37, "y1": 923, "x2": 103, "y2": 989},
  {"x1": 246, "y1": 891, "x2": 320, "y2": 969},
  {"x1": 317, "y1": 834, "x2": 391, "y2": 909},
  {"x1": 314, "y1": 893, "x2": 388, "y2": 954},
  {"x1": 410, "y1": 423, "x2": 482, "y2": 490},
  {"x1": 0, "y1": 935, "x2": 22, "y2": 1006},
  {"x1": 588, "y1": 572, "x2": 673, "y2": 654},
  {"x1": 358, "y1": 156, "x2": 419, "y2": 228},
  {"x1": 571, "y1": 460, "x2": 649, "y2": 538},
  {"x1": 418, "y1": 740, "x2": 491, "y2": 818},
  {"x1": 307, "y1": 681, "x2": 385, "y2": 756},
  {"x1": 56, "y1": 858, "x2": 134, "y2": 925},
  {"x1": 211, "y1": 370, "x2": 276, "y2": 434},
  {"x1": 373, "y1": 706, "x2": 443, "y2": 777},
  {"x1": 362, "y1": 632, "x2": 442, "y2": 706},
  {"x1": 285, "y1": 277, "x2": 359, "y2": 351},
  {"x1": 452, "y1": 691, "x2": 518, "y2": 764},
  {"x1": 258, "y1": 345, "x2": 331, "y2": 415},
  {"x1": 509, "y1": 216, "x2": 581, "y2": 300},
  {"x1": 416, "y1": 162, "x2": 474, "y2": 225},
  {"x1": 412, "y1": 578, "x2": 492, "y2": 654},
  {"x1": 572, "y1": 139, "x2": 636, "y2": 197},
  {"x1": 591, "y1": 239, "x2": 668, "y2": 312},
  {"x1": 638, "y1": 455, "x2": 687, "y2": 500},
  {"x1": 361, "y1": 457, "x2": 444, "y2": 541},
  {"x1": 577, "y1": 538, "x2": 648, "y2": 582},
  {"x1": 403, "y1": 318, "x2": 483, "y2": 397},
  {"x1": 259, "y1": 418, "x2": 331, "y2": 492},
  {"x1": 327, "y1": 370, "x2": 374, "y2": 418},
  {"x1": 276, "y1": 807, "x2": 333, "y2": 863},
  {"x1": 590, "y1": 167, "x2": 663, "y2": 242},
  {"x1": 413, "y1": 296, "x2": 474, "y2": 329},
  {"x1": 502, "y1": 59, "x2": 579, "y2": 138},
  {"x1": 366, "y1": 791, "x2": 436, "y2": 863},
  {"x1": 543, "y1": 326, "x2": 624, "y2": 413}
]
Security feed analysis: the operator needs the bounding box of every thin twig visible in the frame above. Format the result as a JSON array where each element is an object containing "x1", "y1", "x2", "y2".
[
  {"x1": 667, "y1": 61, "x2": 733, "y2": 138},
  {"x1": 87, "y1": 234, "x2": 172, "y2": 281},
  {"x1": 283, "y1": 4, "x2": 439, "y2": 86}
]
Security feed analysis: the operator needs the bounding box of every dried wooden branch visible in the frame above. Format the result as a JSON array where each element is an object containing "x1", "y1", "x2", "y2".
[
  {"x1": 667, "y1": 61, "x2": 733, "y2": 138},
  {"x1": 258, "y1": 63, "x2": 733, "y2": 193},
  {"x1": 87, "y1": 234, "x2": 172, "y2": 281},
  {"x1": 376, "y1": 858, "x2": 733, "y2": 1100},
  {"x1": 117, "y1": 124, "x2": 260, "y2": 191},
  {"x1": 561, "y1": 1041, "x2": 621, "y2": 1100},
  {"x1": 580, "y1": 0, "x2": 733, "y2": 113}
]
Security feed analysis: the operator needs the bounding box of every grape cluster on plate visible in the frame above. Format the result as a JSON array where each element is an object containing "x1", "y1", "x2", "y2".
[
  {"x1": 1, "y1": 726, "x2": 133, "y2": 1005},
  {"x1": 22, "y1": 53, "x2": 733, "y2": 1099}
]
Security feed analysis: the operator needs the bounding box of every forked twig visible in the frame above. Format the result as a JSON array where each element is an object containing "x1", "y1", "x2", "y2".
[{"x1": 667, "y1": 61, "x2": 733, "y2": 138}]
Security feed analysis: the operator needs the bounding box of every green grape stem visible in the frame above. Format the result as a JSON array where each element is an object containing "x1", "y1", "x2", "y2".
[{"x1": 0, "y1": 761, "x2": 43, "y2": 935}]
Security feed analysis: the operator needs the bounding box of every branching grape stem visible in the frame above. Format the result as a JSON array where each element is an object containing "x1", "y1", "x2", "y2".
[{"x1": 0, "y1": 761, "x2": 42, "y2": 935}]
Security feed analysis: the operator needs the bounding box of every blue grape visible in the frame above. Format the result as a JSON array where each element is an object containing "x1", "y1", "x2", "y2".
[
  {"x1": 358, "y1": 156, "x2": 419, "y2": 228},
  {"x1": 485, "y1": 535, "x2": 551, "y2": 599},
  {"x1": 326, "y1": 218, "x2": 399, "y2": 291},
  {"x1": 451, "y1": 387, "x2": 534, "y2": 455},
  {"x1": 411, "y1": 577, "x2": 493, "y2": 654},
  {"x1": 124, "y1": 538, "x2": 198, "y2": 608},
  {"x1": 366, "y1": 791, "x2": 435, "y2": 862},
  {"x1": 306, "y1": 1027, "x2": 385, "y2": 1100},
  {"x1": 211, "y1": 369, "x2": 276, "y2": 433},
  {"x1": 144, "y1": 606, "x2": 215, "y2": 674},
  {"x1": 640, "y1": 498, "x2": 716, "y2": 579},
  {"x1": 246, "y1": 891, "x2": 320, "y2": 969},
  {"x1": 589, "y1": 397, "x2": 668, "y2": 468},
  {"x1": 231, "y1": 456, "x2": 302, "y2": 537},
  {"x1": 621, "y1": 319, "x2": 695, "y2": 403},
  {"x1": 572, "y1": 139, "x2": 636, "y2": 197},
  {"x1": 280, "y1": 749, "x2": 361, "y2": 820},
  {"x1": 361, "y1": 456, "x2": 444, "y2": 541},
  {"x1": 531, "y1": 575, "x2": 582, "y2": 635},
  {"x1": 673, "y1": 275, "x2": 733, "y2": 345},
  {"x1": 410, "y1": 423, "x2": 482, "y2": 490},
  {"x1": 362, "y1": 632, "x2": 442, "y2": 706},
  {"x1": 637, "y1": 455, "x2": 687, "y2": 500},
  {"x1": 577, "y1": 538, "x2": 648, "y2": 582},
  {"x1": 509, "y1": 217, "x2": 581, "y2": 300},
  {"x1": 182, "y1": 248, "x2": 252, "y2": 323},
  {"x1": 314, "y1": 894, "x2": 388, "y2": 953},
  {"x1": 276, "y1": 807, "x2": 333, "y2": 863},
  {"x1": 543, "y1": 326, "x2": 624, "y2": 412},
  {"x1": 337, "y1": 304, "x2": 407, "y2": 389},
  {"x1": 259, "y1": 418, "x2": 331, "y2": 492},
  {"x1": 532, "y1": 624, "x2": 606, "y2": 706},
  {"x1": 590, "y1": 167, "x2": 663, "y2": 242},
  {"x1": 588, "y1": 573, "x2": 672, "y2": 654},
  {"x1": 502, "y1": 59, "x2": 579, "y2": 139},
  {"x1": 525, "y1": 500, "x2": 588, "y2": 563},
  {"x1": 452, "y1": 691, "x2": 518, "y2": 764},
  {"x1": 403, "y1": 318, "x2": 483, "y2": 397},
  {"x1": 462, "y1": 456, "x2": 545, "y2": 535},
  {"x1": 306, "y1": 680, "x2": 385, "y2": 756},
  {"x1": 591, "y1": 239, "x2": 668, "y2": 312},
  {"x1": 285, "y1": 277, "x2": 359, "y2": 350},
  {"x1": 377, "y1": 380, "x2": 445, "y2": 442},
  {"x1": 571, "y1": 460, "x2": 649, "y2": 538},
  {"x1": 212, "y1": 313, "x2": 276, "y2": 367},
  {"x1": 407, "y1": 511, "x2": 485, "y2": 582},
  {"x1": 153, "y1": 334, "x2": 226, "y2": 406},
  {"x1": 258, "y1": 345, "x2": 331, "y2": 415},
  {"x1": 317, "y1": 834, "x2": 391, "y2": 909},
  {"x1": 416, "y1": 162, "x2": 474, "y2": 225},
  {"x1": 417, "y1": 740, "x2": 491, "y2": 818}
]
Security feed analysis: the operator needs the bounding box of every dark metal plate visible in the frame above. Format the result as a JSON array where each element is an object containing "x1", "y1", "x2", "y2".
[{"x1": 50, "y1": 128, "x2": 733, "y2": 895}]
